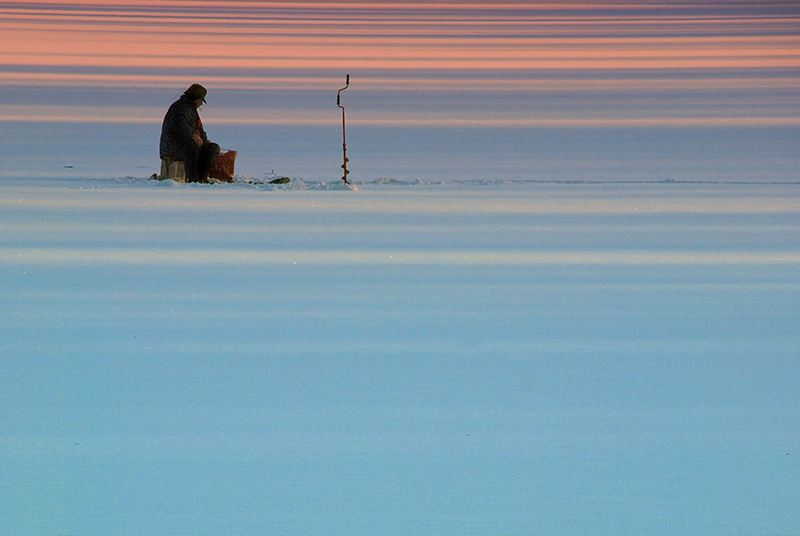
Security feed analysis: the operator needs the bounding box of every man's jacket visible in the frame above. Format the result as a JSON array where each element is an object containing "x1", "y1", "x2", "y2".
[{"x1": 159, "y1": 94, "x2": 208, "y2": 158}]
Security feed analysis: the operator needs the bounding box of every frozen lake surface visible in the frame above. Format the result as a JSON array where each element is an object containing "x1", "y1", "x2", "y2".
[{"x1": 1, "y1": 178, "x2": 798, "y2": 535}]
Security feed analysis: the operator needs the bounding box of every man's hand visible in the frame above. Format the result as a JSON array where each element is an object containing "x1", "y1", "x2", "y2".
[{"x1": 193, "y1": 134, "x2": 203, "y2": 146}]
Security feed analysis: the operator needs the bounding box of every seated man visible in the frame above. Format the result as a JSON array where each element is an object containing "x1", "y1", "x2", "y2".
[{"x1": 160, "y1": 84, "x2": 220, "y2": 183}]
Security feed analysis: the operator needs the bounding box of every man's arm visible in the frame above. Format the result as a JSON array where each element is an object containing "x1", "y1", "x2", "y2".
[{"x1": 197, "y1": 117, "x2": 209, "y2": 144}]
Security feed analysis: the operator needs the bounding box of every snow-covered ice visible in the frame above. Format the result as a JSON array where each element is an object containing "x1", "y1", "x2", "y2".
[{"x1": 1, "y1": 178, "x2": 798, "y2": 535}]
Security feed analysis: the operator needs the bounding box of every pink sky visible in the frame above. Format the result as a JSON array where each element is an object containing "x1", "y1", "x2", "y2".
[
  {"x1": 2, "y1": 1, "x2": 798, "y2": 71},
  {"x1": 0, "y1": 1, "x2": 798, "y2": 126}
]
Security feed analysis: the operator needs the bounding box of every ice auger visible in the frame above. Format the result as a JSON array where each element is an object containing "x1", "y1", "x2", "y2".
[{"x1": 337, "y1": 74, "x2": 350, "y2": 185}]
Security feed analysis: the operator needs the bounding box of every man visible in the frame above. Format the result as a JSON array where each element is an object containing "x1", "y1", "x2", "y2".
[{"x1": 160, "y1": 84, "x2": 220, "y2": 183}]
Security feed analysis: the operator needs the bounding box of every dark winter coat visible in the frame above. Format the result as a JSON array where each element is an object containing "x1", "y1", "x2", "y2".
[{"x1": 159, "y1": 94, "x2": 208, "y2": 159}]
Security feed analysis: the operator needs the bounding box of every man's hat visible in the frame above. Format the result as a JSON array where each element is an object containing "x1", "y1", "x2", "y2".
[{"x1": 184, "y1": 83, "x2": 207, "y2": 103}]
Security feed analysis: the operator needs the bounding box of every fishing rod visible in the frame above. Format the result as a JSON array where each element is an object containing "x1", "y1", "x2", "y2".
[{"x1": 337, "y1": 74, "x2": 350, "y2": 185}]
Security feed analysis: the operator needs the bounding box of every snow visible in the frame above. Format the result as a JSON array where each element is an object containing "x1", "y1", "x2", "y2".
[{"x1": 1, "y1": 178, "x2": 799, "y2": 536}]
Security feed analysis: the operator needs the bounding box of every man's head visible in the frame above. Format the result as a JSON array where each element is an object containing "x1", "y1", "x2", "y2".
[{"x1": 184, "y1": 84, "x2": 207, "y2": 107}]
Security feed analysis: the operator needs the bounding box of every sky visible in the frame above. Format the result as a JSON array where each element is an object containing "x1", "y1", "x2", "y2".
[{"x1": 0, "y1": 1, "x2": 798, "y2": 179}]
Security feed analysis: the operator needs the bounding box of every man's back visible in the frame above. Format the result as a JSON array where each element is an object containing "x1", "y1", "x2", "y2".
[{"x1": 159, "y1": 94, "x2": 201, "y2": 159}]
